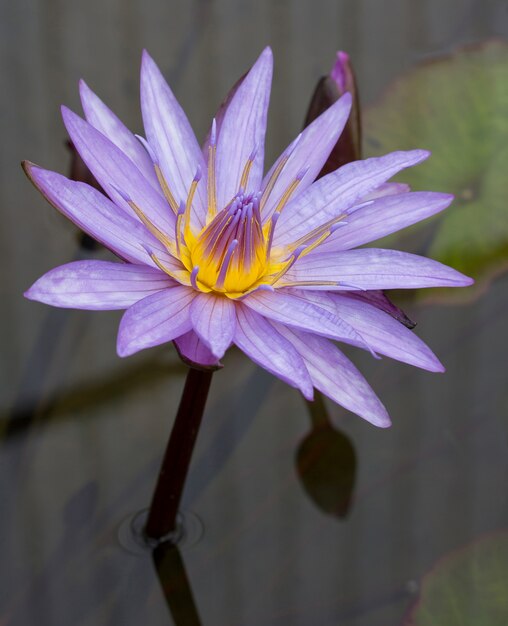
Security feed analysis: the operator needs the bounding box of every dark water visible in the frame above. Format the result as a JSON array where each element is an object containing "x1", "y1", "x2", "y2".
[{"x1": 1, "y1": 1, "x2": 508, "y2": 624}]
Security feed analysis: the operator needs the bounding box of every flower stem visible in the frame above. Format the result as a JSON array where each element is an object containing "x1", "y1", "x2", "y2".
[
  {"x1": 144, "y1": 367, "x2": 213, "y2": 541},
  {"x1": 305, "y1": 390, "x2": 331, "y2": 430}
]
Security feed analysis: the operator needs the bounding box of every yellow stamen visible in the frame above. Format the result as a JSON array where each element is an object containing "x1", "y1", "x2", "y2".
[
  {"x1": 260, "y1": 154, "x2": 289, "y2": 211},
  {"x1": 204, "y1": 215, "x2": 234, "y2": 262},
  {"x1": 175, "y1": 211, "x2": 185, "y2": 257},
  {"x1": 271, "y1": 175, "x2": 304, "y2": 217},
  {"x1": 207, "y1": 143, "x2": 217, "y2": 220},
  {"x1": 184, "y1": 177, "x2": 200, "y2": 240},
  {"x1": 147, "y1": 251, "x2": 191, "y2": 285},
  {"x1": 268, "y1": 249, "x2": 303, "y2": 285},
  {"x1": 154, "y1": 165, "x2": 179, "y2": 214},
  {"x1": 127, "y1": 200, "x2": 178, "y2": 257},
  {"x1": 276, "y1": 280, "x2": 339, "y2": 288},
  {"x1": 239, "y1": 152, "x2": 256, "y2": 191},
  {"x1": 296, "y1": 229, "x2": 333, "y2": 259},
  {"x1": 189, "y1": 191, "x2": 267, "y2": 294},
  {"x1": 286, "y1": 213, "x2": 348, "y2": 251},
  {"x1": 269, "y1": 265, "x2": 292, "y2": 286}
]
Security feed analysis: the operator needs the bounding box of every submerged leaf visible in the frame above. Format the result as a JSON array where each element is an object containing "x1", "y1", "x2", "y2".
[
  {"x1": 365, "y1": 40, "x2": 508, "y2": 302},
  {"x1": 296, "y1": 394, "x2": 356, "y2": 518},
  {"x1": 296, "y1": 423, "x2": 356, "y2": 518}
]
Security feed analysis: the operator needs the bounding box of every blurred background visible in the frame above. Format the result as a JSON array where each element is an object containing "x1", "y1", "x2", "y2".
[{"x1": 1, "y1": 0, "x2": 508, "y2": 624}]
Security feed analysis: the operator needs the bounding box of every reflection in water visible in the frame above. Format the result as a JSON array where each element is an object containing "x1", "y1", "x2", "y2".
[
  {"x1": 3, "y1": 144, "x2": 100, "y2": 440},
  {"x1": 4, "y1": 305, "x2": 75, "y2": 439},
  {"x1": 153, "y1": 543, "x2": 202, "y2": 626},
  {"x1": 2, "y1": 354, "x2": 184, "y2": 438},
  {"x1": 297, "y1": 392, "x2": 357, "y2": 518},
  {"x1": 5, "y1": 12, "x2": 508, "y2": 622}
]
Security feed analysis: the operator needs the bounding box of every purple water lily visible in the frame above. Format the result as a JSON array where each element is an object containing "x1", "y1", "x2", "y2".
[{"x1": 23, "y1": 48, "x2": 472, "y2": 427}]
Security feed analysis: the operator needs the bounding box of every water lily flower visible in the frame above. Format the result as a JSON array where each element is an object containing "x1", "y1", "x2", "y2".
[{"x1": 23, "y1": 48, "x2": 473, "y2": 427}]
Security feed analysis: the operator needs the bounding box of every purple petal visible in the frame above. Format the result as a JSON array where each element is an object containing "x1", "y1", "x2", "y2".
[
  {"x1": 360, "y1": 182, "x2": 410, "y2": 201},
  {"x1": 62, "y1": 106, "x2": 174, "y2": 235},
  {"x1": 274, "y1": 150, "x2": 429, "y2": 247},
  {"x1": 276, "y1": 325, "x2": 390, "y2": 427},
  {"x1": 317, "y1": 192, "x2": 453, "y2": 253},
  {"x1": 202, "y1": 72, "x2": 245, "y2": 156},
  {"x1": 243, "y1": 289, "x2": 373, "y2": 350},
  {"x1": 344, "y1": 290, "x2": 415, "y2": 329},
  {"x1": 25, "y1": 261, "x2": 172, "y2": 310},
  {"x1": 24, "y1": 163, "x2": 180, "y2": 270},
  {"x1": 284, "y1": 248, "x2": 474, "y2": 290},
  {"x1": 234, "y1": 304, "x2": 313, "y2": 400},
  {"x1": 310, "y1": 291, "x2": 444, "y2": 371},
  {"x1": 140, "y1": 50, "x2": 207, "y2": 227},
  {"x1": 174, "y1": 330, "x2": 222, "y2": 369},
  {"x1": 262, "y1": 93, "x2": 352, "y2": 217},
  {"x1": 117, "y1": 285, "x2": 195, "y2": 357},
  {"x1": 330, "y1": 51, "x2": 354, "y2": 93},
  {"x1": 79, "y1": 80, "x2": 159, "y2": 187},
  {"x1": 190, "y1": 293, "x2": 236, "y2": 359},
  {"x1": 215, "y1": 47, "x2": 273, "y2": 209}
]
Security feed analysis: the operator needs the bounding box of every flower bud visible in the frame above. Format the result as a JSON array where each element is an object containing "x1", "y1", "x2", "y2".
[{"x1": 304, "y1": 51, "x2": 362, "y2": 176}]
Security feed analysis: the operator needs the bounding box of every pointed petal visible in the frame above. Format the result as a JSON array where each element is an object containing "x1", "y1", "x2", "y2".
[
  {"x1": 344, "y1": 290, "x2": 416, "y2": 329},
  {"x1": 318, "y1": 292, "x2": 444, "y2": 371},
  {"x1": 318, "y1": 192, "x2": 453, "y2": 253},
  {"x1": 215, "y1": 47, "x2": 273, "y2": 208},
  {"x1": 25, "y1": 261, "x2": 172, "y2": 310},
  {"x1": 190, "y1": 293, "x2": 236, "y2": 359},
  {"x1": 262, "y1": 93, "x2": 352, "y2": 217},
  {"x1": 117, "y1": 285, "x2": 195, "y2": 357},
  {"x1": 274, "y1": 150, "x2": 429, "y2": 247},
  {"x1": 62, "y1": 106, "x2": 174, "y2": 235},
  {"x1": 234, "y1": 304, "x2": 313, "y2": 400},
  {"x1": 79, "y1": 80, "x2": 158, "y2": 186},
  {"x1": 243, "y1": 289, "x2": 372, "y2": 350},
  {"x1": 360, "y1": 181, "x2": 410, "y2": 201},
  {"x1": 284, "y1": 248, "x2": 474, "y2": 290},
  {"x1": 140, "y1": 50, "x2": 207, "y2": 227},
  {"x1": 174, "y1": 330, "x2": 222, "y2": 369},
  {"x1": 202, "y1": 72, "x2": 246, "y2": 156},
  {"x1": 330, "y1": 51, "x2": 356, "y2": 94},
  {"x1": 276, "y1": 325, "x2": 390, "y2": 427},
  {"x1": 23, "y1": 162, "x2": 180, "y2": 270}
]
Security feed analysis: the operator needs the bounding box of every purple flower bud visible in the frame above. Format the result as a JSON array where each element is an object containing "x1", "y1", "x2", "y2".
[
  {"x1": 304, "y1": 50, "x2": 362, "y2": 175},
  {"x1": 330, "y1": 51, "x2": 355, "y2": 94}
]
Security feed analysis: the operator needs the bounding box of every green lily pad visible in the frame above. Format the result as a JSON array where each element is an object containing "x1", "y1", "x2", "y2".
[
  {"x1": 365, "y1": 40, "x2": 508, "y2": 302},
  {"x1": 405, "y1": 531, "x2": 508, "y2": 625}
]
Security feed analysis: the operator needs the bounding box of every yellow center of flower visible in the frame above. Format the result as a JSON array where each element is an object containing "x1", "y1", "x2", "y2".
[
  {"x1": 189, "y1": 191, "x2": 267, "y2": 294},
  {"x1": 128, "y1": 126, "x2": 347, "y2": 298}
]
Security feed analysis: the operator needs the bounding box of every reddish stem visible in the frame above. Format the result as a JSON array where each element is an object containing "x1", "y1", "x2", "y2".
[{"x1": 144, "y1": 367, "x2": 213, "y2": 541}]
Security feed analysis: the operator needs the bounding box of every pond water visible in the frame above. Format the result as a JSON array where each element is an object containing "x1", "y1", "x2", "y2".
[{"x1": 1, "y1": 1, "x2": 508, "y2": 624}]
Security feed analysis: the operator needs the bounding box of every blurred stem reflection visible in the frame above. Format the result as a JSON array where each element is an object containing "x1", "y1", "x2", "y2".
[{"x1": 153, "y1": 543, "x2": 202, "y2": 626}]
